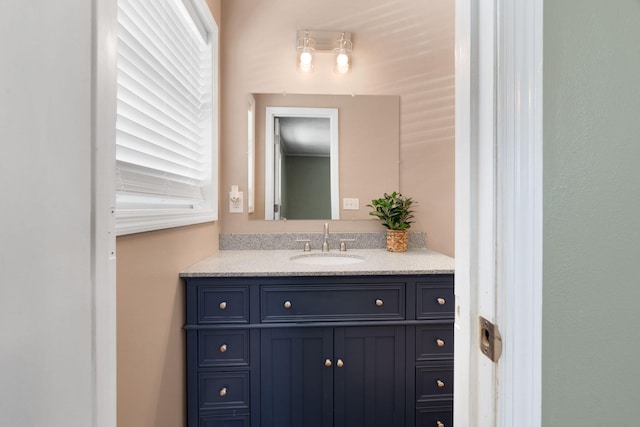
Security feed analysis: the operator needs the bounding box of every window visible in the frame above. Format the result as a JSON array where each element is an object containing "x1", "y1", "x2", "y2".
[{"x1": 115, "y1": 0, "x2": 218, "y2": 235}]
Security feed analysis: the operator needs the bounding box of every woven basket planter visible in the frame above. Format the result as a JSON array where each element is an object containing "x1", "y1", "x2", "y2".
[{"x1": 386, "y1": 229, "x2": 408, "y2": 252}]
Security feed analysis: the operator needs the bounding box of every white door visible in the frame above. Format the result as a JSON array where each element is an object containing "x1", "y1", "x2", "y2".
[
  {"x1": 454, "y1": 0, "x2": 543, "y2": 426},
  {"x1": 274, "y1": 117, "x2": 282, "y2": 220}
]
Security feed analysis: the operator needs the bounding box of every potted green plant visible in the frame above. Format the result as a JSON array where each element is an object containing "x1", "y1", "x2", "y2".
[{"x1": 367, "y1": 191, "x2": 415, "y2": 252}]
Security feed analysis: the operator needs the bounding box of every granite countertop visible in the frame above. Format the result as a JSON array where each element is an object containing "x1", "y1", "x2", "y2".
[{"x1": 180, "y1": 248, "x2": 454, "y2": 277}]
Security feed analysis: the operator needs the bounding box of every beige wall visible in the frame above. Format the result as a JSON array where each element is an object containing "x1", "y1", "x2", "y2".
[
  {"x1": 220, "y1": 0, "x2": 455, "y2": 256},
  {"x1": 117, "y1": 223, "x2": 219, "y2": 427},
  {"x1": 117, "y1": 1, "x2": 221, "y2": 427}
]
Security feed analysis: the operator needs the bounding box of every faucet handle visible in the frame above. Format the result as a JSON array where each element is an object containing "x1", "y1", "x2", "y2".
[
  {"x1": 295, "y1": 239, "x2": 311, "y2": 251},
  {"x1": 339, "y1": 239, "x2": 356, "y2": 251}
]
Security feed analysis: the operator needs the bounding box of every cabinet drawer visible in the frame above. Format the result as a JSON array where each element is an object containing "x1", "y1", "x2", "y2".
[
  {"x1": 199, "y1": 413, "x2": 249, "y2": 427},
  {"x1": 416, "y1": 279, "x2": 454, "y2": 319},
  {"x1": 198, "y1": 371, "x2": 250, "y2": 411},
  {"x1": 416, "y1": 405, "x2": 453, "y2": 427},
  {"x1": 199, "y1": 330, "x2": 249, "y2": 367},
  {"x1": 198, "y1": 286, "x2": 249, "y2": 324},
  {"x1": 261, "y1": 284, "x2": 405, "y2": 322},
  {"x1": 416, "y1": 364, "x2": 454, "y2": 401},
  {"x1": 416, "y1": 324, "x2": 454, "y2": 361}
]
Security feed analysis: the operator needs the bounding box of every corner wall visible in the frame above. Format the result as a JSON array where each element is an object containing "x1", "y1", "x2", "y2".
[
  {"x1": 543, "y1": 0, "x2": 640, "y2": 424},
  {"x1": 116, "y1": 1, "x2": 221, "y2": 426},
  {"x1": 116, "y1": 223, "x2": 218, "y2": 427}
]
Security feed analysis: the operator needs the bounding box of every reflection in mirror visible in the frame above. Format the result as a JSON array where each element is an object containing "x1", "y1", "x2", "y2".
[
  {"x1": 247, "y1": 94, "x2": 255, "y2": 213},
  {"x1": 265, "y1": 107, "x2": 339, "y2": 220},
  {"x1": 249, "y1": 93, "x2": 400, "y2": 221}
]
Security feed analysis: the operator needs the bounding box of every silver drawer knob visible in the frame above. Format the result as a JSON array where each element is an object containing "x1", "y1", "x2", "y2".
[
  {"x1": 219, "y1": 344, "x2": 227, "y2": 353},
  {"x1": 219, "y1": 387, "x2": 227, "y2": 397},
  {"x1": 283, "y1": 300, "x2": 292, "y2": 309},
  {"x1": 375, "y1": 299, "x2": 384, "y2": 307},
  {"x1": 219, "y1": 301, "x2": 227, "y2": 310}
]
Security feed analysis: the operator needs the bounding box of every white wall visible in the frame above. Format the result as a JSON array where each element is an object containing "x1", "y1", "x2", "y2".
[
  {"x1": 0, "y1": 1, "x2": 95, "y2": 425},
  {"x1": 543, "y1": 0, "x2": 640, "y2": 424}
]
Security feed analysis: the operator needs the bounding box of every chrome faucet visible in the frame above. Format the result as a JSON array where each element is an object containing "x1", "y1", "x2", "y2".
[{"x1": 322, "y1": 222, "x2": 330, "y2": 252}]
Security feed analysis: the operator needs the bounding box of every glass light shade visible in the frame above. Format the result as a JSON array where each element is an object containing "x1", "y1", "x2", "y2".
[
  {"x1": 334, "y1": 34, "x2": 352, "y2": 74},
  {"x1": 298, "y1": 49, "x2": 313, "y2": 72},
  {"x1": 335, "y1": 51, "x2": 350, "y2": 73},
  {"x1": 296, "y1": 30, "x2": 316, "y2": 73}
]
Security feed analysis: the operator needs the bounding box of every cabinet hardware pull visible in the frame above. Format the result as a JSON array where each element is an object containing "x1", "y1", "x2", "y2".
[
  {"x1": 437, "y1": 297, "x2": 446, "y2": 305},
  {"x1": 283, "y1": 300, "x2": 292, "y2": 309},
  {"x1": 219, "y1": 301, "x2": 227, "y2": 310},
  {"x1": 336, "y1": 359, "x2": 344, "y2": 368},
  {"x1": 324, "y1": 359, "x2": 332, "y2": 367},
  {"x1": 436, "y1": 380, "x2": 445, "y2": 388},
  {"x1": 219, "y1": 387, "x2": 227, "y2": 397},
  {"x1": 375, "y1": 298, "x2": 384, "y2": 307},
  {"x1": 437, "y1": 422, "x2": 445, "y2": 427},
  {"x1": 436, "y1": 339, "x2": 445, "y2": 347},
  {"x1": 219, "y1": 344, "x2": 227, "y2": 353}
]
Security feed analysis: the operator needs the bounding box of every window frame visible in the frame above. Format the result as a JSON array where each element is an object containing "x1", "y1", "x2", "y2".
[{"x1": 115, "y1": 0, "x2": 219, "y2": 236}]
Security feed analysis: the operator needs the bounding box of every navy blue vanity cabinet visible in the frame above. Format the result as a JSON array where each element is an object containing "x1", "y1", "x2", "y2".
[
  {"x1": 184, "y1": 274, "x2": 454, "y2": 427},
  {"x1": 260, "y1": 325, "x2": 405, "y2": 427},
  {"x1": 415, "y1": 276, "x2": 455, "y2": 427},
  {"x1": 185, "y1": 281, "x2": 255, "y2": 427}
]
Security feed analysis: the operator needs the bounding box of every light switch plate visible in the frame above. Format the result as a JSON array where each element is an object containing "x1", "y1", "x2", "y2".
[{"x1": 343, "y1": 197, "x2": 359, "y2": 210}]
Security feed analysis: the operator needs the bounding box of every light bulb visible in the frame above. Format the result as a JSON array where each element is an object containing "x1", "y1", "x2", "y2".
[
  {"x1": 300, "y1": 51, "x2": 312, "y2": 65},
  {"x1": 336, "y1": 52, "x2": 349, "y2": 66},
  {"x1": 335, "y1": 52, "x2": 350, "y2": 74}
]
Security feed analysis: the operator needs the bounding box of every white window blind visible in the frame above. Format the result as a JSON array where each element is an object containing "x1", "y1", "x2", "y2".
[{"x1": 116, "y1": 0, "x2": 217, "y2": 234}]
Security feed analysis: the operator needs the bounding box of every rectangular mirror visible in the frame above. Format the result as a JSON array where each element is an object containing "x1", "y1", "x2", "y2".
[{"x1": 249, "y1": 93, "x2": 400, "y2": 221}]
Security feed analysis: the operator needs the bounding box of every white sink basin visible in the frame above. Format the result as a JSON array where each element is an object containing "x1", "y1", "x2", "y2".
[{"x1": 289, "y1": 253, "x2": 364, "y2": 266}]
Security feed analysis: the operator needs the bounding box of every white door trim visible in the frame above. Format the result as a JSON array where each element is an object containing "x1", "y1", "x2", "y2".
[
  {"x1": 494, "y1": 0, "x2": 543, "y2": 426},
  {"x1": 92, "y1": 0, "x2": 118, "y2": 425},
  {"x1": 454, "y1": 0, "x2": 543, "y2": 426},
  {"x1": 264, "y1": 107, "x2": 340, "y2": 220}
]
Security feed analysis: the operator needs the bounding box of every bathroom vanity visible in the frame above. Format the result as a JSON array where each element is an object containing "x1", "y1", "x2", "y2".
[{"x1": 181, "y1": 249, "x2": 455, "y2": 427}]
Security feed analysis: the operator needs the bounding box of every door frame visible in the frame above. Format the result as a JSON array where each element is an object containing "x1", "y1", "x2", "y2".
[
  {"x1": 91, "y1": 0, "x2": 543, "y2": 425},
  {"x1": 454, "y1": 0, "x2": 543, "y2": 426},
  {"x1": 93, "y1": 0, "x2": 118, "y2": 426},
  {"x1": 264, "y1": 107, "x2": 340, "y2": 220}
]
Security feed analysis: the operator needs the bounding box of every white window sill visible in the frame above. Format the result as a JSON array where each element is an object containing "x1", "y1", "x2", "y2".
[{"x1": 115, "y1": 209, "x2": 217, "y2": 236}]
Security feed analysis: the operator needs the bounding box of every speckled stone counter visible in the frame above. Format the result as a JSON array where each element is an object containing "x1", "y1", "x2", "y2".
[{"x1": 180, "y1": 248, "x2": 454, "y2": 277}]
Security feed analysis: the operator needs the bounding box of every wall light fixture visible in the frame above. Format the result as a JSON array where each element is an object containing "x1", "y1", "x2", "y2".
[
  {"x1": 296, "y1": 30, "x2": 352, "y2": 74},
  {"x1": 334, "y1": 32, "x2": 352, "y2": 74},
  {"x1": 296, "y1": 30, "x2": 315, "y2": 73}
]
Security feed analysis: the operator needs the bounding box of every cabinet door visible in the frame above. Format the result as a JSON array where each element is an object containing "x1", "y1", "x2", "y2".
[
  {"x1": 333, "y1": 326, "x2": 406, "y2": 427},
  {"x1": 260, "y1": 328, "x2": 333, "y2": 427}
]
